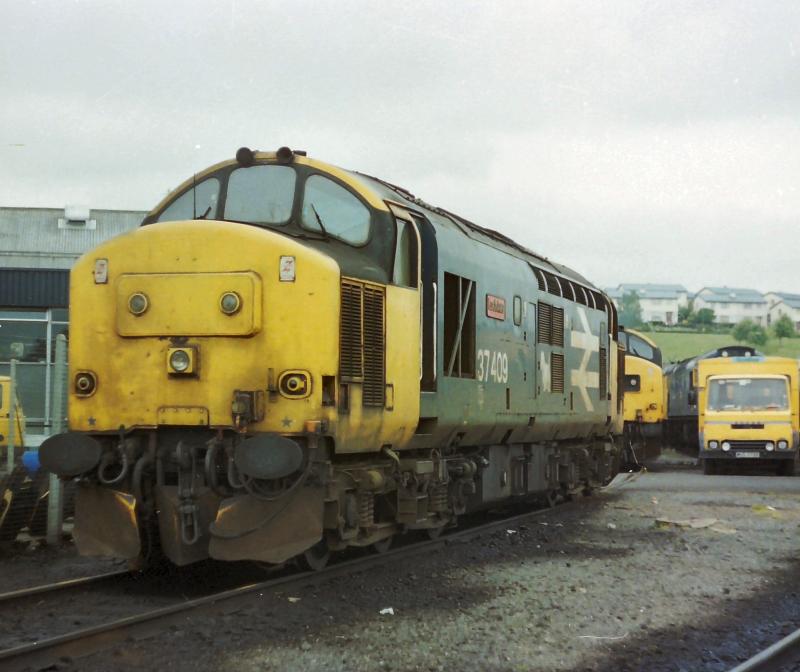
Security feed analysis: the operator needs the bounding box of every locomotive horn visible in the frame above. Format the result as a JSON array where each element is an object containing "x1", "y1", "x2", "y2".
[{"x1": 235, "y1": 146, "x2": 255, "y2": 167}]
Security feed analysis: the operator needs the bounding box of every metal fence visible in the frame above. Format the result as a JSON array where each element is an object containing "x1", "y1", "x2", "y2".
[{"x1": 0, "y1": 333, "x2": 68, "y2": 546}]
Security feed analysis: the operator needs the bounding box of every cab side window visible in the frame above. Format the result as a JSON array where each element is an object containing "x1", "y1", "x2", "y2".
[{"x1": 392, "y1": 218, "x2": 418, "y2": 287}]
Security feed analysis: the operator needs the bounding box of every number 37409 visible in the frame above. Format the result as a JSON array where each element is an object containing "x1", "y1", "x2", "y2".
[{"x1": 476, "y1": 349, "x2": 509, "y2": 383}]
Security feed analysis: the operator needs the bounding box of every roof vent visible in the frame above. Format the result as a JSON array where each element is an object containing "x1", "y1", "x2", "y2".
[{"x1": 59, "y1": 205, "x2": 96, "y2": 230}]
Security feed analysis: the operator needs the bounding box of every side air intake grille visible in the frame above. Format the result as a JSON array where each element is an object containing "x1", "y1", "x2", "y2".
[
  {"x1": 551, "y1": 307, "x2": 564, "y2": 347},
  {"x1": 538, "y1": 301, "x2": 552, "y2": 344},
  {"x1": 362, "y1": 285, "x2": 386, "y2": 407},
  {"x1": 340, "y1": 281, "x2": 363, "y2": 378},
  {"x1": 551, "y1": 353, "x2": 565, "y2": 393},
  {"x1": 599, "y1": 347, "x2": 607, "y2": 399}
]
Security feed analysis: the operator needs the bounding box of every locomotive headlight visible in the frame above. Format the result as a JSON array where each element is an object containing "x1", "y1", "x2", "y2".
[
  {"x1": 278, "y1": 370, "x2": 311, "y2": 398},
  {"x1": 721, "y1": 441, "x2": 731, "y2": 452},
  {"x1": 128, "y1": 292, "x2": 149, "y2": 315},
  {"x1": 167, "y1": 347, "x2": 196, "y2": 375},
  {"x1": 708, "y1": 440, "x2": 719, "y2": 450},
  {"x1": 220, "y1": 291, "x2": 241, "y2": 315},
  {"x1": 765, "y1": 441, "x2": 775, "y2": 452},
  {"x1": 778, "y1": 440, "x2": 789, "y2": 450}
]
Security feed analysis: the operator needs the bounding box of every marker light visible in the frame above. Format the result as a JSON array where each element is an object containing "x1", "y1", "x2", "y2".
[
  {"x1": 721, "y1": 442, "x2": 731, "y2": 452},
  {"x1": 778, "y1": 440, "x2": 789, "y2": 450},
  {"x1": 128, "y1": 292, "x2": 149, "y2": 315},
  {"x1": 708, "y1": 440, "x2": 719, "y2": 450},
  {"x1": 220, "y1": 291, "x2": 241, "y2": 315},
  {"x1": 765, "y1": 442, "x2": 775, "y2": 452}
]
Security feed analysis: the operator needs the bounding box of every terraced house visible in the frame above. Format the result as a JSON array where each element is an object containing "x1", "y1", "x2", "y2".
[
  {"x1": 693, "y1": 286, "x2": 767, "y2": 325},
  {"x1": 605, "y1": 283, "x2": 688, "y2": 325},
  {"x1": 765, "y1": 292, "x2": 800, "y2": 330}
]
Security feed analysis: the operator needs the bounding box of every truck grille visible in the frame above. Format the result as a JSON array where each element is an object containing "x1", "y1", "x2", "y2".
[{"x1": 728, "y1": 440, "x2": 768, "y2": 450}]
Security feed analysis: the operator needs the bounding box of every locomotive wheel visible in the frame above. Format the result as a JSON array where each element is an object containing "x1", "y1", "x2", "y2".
[
  {"x1": 426, "y1": 526, "x2": 445, "y2": 540},
  {"x1": 299, "y1": 539, "x2": 330, "y2": 571},
  {"x1": 371, "y1": 536, "x2": 393, "y2": 554}
]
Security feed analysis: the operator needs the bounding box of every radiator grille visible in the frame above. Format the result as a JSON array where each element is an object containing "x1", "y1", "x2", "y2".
[
  {"x1": 340, "y1": 281, "x2": 363, "y2": 378},
  {"x1": 538, "y1": 301, "x2": 552, "y2": 344},
  {"x1": 362, "y1": 286, "x2": 385, "y2": 407},
  {"x1": 340, "y1": 280, "x2": 385, "y2": 407},
  {"x1": 551, "y1": 353, "x2": 565, "y2": 393},
  {"x1": 551, "y1": 307, "x2": 564, "y2": 347}
]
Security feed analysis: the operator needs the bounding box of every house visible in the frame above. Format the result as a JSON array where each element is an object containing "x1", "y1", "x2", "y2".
[
  {"x1": 765, "y1": 292, "x2": 800, "y2": 330},
  {"x1": 604, "y1": 284, "x2": 688, "y2": 325},
  {"x1": 693, "y1": 287, "x2": 767, "y2": 325}
]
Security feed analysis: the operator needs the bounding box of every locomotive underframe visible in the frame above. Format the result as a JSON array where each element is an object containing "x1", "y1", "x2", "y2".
[{"x1": 66, "y1": 428, "x2": 618, "y2": 567}]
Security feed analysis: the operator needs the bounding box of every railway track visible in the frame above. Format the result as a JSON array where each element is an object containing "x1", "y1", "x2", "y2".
[
  {"x1": 0, "y1": 569, "x2": 130, "y2": 607},
  {"x1": 729, "y1": 627, "x2": 800, "y2": 672},
  {"x1": 0, "y1": 500, "x2": 575, "y2": 672}
]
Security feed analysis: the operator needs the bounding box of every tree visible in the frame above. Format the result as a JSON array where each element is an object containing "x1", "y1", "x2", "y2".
[
  {"x1": 733, "y1": 319, "x2": 768, "y2": 346},
  {"x1": 733, "y1": 319, "x2": 756, "y2": 342},
  {"x1": 692, "y1": 308, "x2": 715, "y2": 328},
  {"x1": 619, "y1": 292, "x2": 643, "y2": 328},
  {"x1": 678, "y1": 303, "x2": 694, "y2": 325},
  {"x1": 773, "y1": 314, "x2": 796, "y2": 342}
]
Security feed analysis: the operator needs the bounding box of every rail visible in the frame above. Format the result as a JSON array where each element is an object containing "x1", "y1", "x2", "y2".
[{"x1": 0, "y1": 501, "x2": 574, "y2": 672}]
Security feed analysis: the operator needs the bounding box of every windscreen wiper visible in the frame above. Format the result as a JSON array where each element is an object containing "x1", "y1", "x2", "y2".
[{"x1": 310, "y1": 204, "x2": 331, "y2": 241}]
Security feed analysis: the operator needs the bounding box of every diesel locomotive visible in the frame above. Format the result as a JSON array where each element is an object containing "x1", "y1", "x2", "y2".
[
  {"x1": 618, "y1": 328, "x2": 666, "y2": 461},
  {"x1": 41, "y1": 147, "x2": 624, "y2": 569}
]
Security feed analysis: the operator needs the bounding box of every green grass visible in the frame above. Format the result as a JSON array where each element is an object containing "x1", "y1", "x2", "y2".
[{"x1": 645, "y1": 331, "x2": 800, "y2": 363}]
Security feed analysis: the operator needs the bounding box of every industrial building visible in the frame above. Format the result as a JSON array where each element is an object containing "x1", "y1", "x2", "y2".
[{"x1": 0, "y1": 206, "x2": 146, "y2": 444}]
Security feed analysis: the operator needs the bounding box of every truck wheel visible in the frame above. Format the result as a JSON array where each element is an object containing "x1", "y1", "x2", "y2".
[
  {"x1": 702, "y1": 459, "x2": 716, "y2": 475},
  {"x1": 778, "y1": 459, "x2": 797, "y2": 477}
]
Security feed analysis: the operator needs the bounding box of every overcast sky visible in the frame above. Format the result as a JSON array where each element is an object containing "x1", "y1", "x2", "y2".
[{"x1": 2, "y1": 0, "x2": 798, "y2": 293}]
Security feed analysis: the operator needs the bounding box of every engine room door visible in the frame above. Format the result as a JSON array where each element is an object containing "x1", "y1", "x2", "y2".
[{"x1": 387, "y1": 202, "x2": 438, "y2": 392}]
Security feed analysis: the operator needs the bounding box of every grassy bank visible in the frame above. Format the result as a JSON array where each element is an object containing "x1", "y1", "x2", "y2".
[{"x1": 644, "y1": 331, "x2": 800, "y2": 363}]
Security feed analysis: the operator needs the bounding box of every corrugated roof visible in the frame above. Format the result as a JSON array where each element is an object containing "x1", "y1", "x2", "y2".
[
  {"x1": 697, "y1": 286, "x2": 766, "y2": 304},
  {"x1": 0, "y1": 207, "x2": 145, "y2": 269}
]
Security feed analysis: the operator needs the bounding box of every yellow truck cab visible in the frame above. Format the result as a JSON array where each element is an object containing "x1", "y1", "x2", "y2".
[
  {"x1": 0, "y1": 376, "x2": 26, "y2": 458},
  {"x1": 696, "y1": 357, "x2": 799, "y2": 475}
]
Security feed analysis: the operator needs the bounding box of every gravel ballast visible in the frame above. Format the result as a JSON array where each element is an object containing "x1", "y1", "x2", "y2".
[{"x1": 3, "y1": 470, "x2": 800, "y2": 671}]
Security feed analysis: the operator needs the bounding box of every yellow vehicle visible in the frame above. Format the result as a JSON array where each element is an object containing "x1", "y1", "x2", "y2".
[
  {"x1": 618, "y1": 328, "x2": 667, "y2": 460},
  {"x1": 696, "y1": 356, "x2": 799, "y2": 475},
  {"x1": 0, "y1": 376, "x2": 25, "y2": 456},
  {"x1": 1, "y1": 375, "x2": 32, "y2": 541}
]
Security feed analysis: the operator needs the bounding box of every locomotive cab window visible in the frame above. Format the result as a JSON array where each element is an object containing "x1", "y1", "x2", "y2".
[
  {"x1": 444, "y1": 272, "x2": 476, "y2": 378},
  {"x1": 392, "y1": 217, "x2": 418, "y2": 287},
  {"x1": 157, "y1": 177, "x2": 220, "y2": 222},
  {"x1": 301, "y1": 175, "x2": 371, "y2": 245},
  {"x1": 225, "y1": 165, "x2": 296, "y2": 225}
]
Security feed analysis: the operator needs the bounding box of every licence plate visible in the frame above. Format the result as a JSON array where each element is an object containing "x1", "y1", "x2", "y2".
[{"x1": 735, "y1": 451, "x2": 760, "y2": 458}]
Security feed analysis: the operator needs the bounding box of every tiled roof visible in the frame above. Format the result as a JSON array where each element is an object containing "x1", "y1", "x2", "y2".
[
  {"x1": 613, "y1": 283, "x2": 687, "y2": 300},
  {"x1": 697, "y1": 287, "x2": 766, "y2": 304},
  {"x1": 771, "y1": 292, "x2": 800, "y2": 309}
]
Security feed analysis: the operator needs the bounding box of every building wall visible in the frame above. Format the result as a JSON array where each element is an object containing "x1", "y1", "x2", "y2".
[{"x1": 1, "y1": 207, "x2": 146, "y2": 442}]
